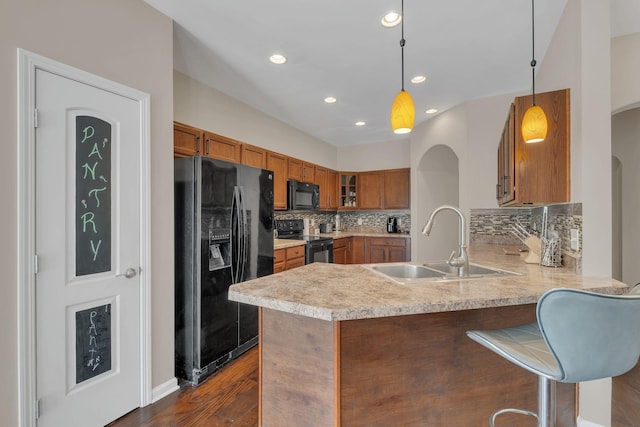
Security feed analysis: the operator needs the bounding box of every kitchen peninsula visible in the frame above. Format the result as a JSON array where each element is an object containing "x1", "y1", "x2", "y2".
[{"x1": 229, "y1": 245, "x2": 628, "y2": 426}]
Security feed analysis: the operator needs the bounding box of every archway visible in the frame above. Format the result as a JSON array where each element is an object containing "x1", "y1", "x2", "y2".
[
  {"x1": 611, "y1": 107, "x2": 640, "y2": 285},
  {"x1": 415, "y1": 145, "x2": 460, "y2": 261}
]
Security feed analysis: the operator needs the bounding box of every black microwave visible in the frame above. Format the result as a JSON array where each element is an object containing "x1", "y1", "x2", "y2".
[{"x1": 287, "y1": 180, "x2": 320, "y2": 210}]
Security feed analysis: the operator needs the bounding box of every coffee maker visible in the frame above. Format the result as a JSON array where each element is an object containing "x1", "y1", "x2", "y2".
[{"x1": 386, "y1": 217, "x2": 398, "y2": 233}]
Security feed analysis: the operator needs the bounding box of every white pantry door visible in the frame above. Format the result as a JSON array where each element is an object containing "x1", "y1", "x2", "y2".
[{"x1": 35, "y1": 69, "x2": 141, "y2": 426}]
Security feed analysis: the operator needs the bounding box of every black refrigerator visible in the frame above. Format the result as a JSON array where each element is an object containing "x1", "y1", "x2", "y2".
[{"x1": 174, "y1": 156, "x2": 274, "y2": 384}]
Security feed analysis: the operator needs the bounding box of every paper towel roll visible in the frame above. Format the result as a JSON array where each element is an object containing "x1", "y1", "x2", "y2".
[{"x1": 303, "y1": 218, "x2": 310, "y2": 235}]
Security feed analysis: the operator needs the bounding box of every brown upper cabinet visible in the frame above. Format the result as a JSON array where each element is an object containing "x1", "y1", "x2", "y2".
[
  {"x1": 382, "y1": 169, "x2": 410, "y2": 209},
  {"x1": 267, "y1": 151, "x2": 288, "y2": 210},
  {"x1": 174, "y1": 122, "x2": 203, "y2": 158},
  {"x1": 497, "y1": 88, "x2": 570, "y2": 206},
  {"x1": 358, "y1": 169, "x2": 411, "y2": 210},
  {"x1": 339, "y1": 173, "x2": 358, "y2": 209},
  {"x1": 315, "y1": 166, "x2": 339, "y2": 210},
  {"x1": 202, "y1": 131, "x2": 241, "y2": 163},
  {"x1": 241, "y1": 143, "x2": 267, "y2": 169},
  {"x1": 358, "y1": 171, "x2": 384, "y2": 210},
  {"x1": 288, "y1": 157, "x2": 315, "y2": 183},
  {"x1": 173, "y1": 122, "x2": 410, "y2": 211}
]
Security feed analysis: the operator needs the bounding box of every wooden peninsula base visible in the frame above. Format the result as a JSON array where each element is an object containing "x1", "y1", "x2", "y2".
[{"x1": 259, "y1": 305, "x2": 575, "y2": 427}]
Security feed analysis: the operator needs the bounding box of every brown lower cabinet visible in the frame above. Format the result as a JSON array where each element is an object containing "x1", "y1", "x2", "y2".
[
  {"x1": 333, "y1": 238, "x2": 349, "y2": 264},
  {"x1": 274, "y1": 245, "x2": 305, "y2": 272},
  {"x1": 333, "y1": 236, "x2": 410, "y2": 264}
]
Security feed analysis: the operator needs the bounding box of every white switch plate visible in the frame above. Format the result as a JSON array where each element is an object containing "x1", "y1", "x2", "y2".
[
  {"x1": 357, "y1": 218, "x2": 363, "y2": 225},
  {"x1": 570, "y1": 228, "x2": 579, "y2": 251}
]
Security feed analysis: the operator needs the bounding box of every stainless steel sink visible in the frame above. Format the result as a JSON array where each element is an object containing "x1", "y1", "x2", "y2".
[
  {"x1": 367, "y1": 261, "x2": 520, "y2": 283},
  {"x1": 423, "y1": 262, "x2": 514, "y2": 277},
  {"x1": 370, "y1": 264, "x2": 445, "y2": 279}
]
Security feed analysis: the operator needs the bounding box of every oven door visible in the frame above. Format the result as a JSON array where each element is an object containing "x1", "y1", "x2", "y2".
[{"x1": 306, "y1": 240, "x2": 334, "y2": 264}]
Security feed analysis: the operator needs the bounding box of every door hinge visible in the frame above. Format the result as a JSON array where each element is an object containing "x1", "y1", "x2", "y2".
[
  {"x1": 34, "y1": 108, "x2": 38, "y2": 128},
  {"x1": 35, "y1": 399, "x2": 40, "y2": 419},
  {"x1": 34, "y1": 254, "x2": 39, "y2": 275}
]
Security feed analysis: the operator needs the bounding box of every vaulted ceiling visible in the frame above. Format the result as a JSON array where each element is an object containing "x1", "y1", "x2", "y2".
[{"x1": 146, "y1": 0, "x2": 640, "y2": 147}]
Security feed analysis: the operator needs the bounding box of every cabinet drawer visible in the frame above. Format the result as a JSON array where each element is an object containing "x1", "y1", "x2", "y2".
[
  {"x1": 273, "y1": 262, "x2": 285, "y2": 274},
  {"x1": 286, "y1": 257, "x2": 305, "y2": 270},
  {"x1": 333, "y1": 237, "x2": 349, "y2": 250},
  {"x1": 274, "y1": 248, "x2": 285, "y2": 264},
  {"x1": 367, "y1": 237, "x2": 407, "y2": 247},
  {"x1": 286, "y1": 245, "x2": 305, "y2": 260}
]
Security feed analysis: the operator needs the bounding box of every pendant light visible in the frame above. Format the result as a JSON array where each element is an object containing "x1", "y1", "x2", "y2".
[
  {"x1": 390, "y1": 0, "x2": 415, "y2": 134},
  {"x1": 521, "y1": 0, "x2": 547, "y2": 143}
]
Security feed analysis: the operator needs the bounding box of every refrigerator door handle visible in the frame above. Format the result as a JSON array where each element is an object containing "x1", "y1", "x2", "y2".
[
  {"x1": 231, "y1": 186, "x2": 241, "y2": 284},
  {"x1": 238, "y1": 186, "x2": 248, "y2": 283}
]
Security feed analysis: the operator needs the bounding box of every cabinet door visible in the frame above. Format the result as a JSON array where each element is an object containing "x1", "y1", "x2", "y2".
[
  {"x1": 358, "y1": 171, "x2": 383, "y2": 210},
  {"x1": 368, "y1": 245, "x2": 387, "y2": 263},
  {"x1": 333, "y1": 237, "x2": 349, "y2": 264},
  {"x1": 202, "y1": 131, "x2": 241, "y2": 163},
  {"x1": 383, "y1": 169, "x2": 410, "y2": 209},
  {"x1": 267, "y1": 152, "x2": 288, "y2": 210},
  {"x1": 315, "y1": 166, "x2": 328, "y2": 209},
  {"x1": 512, "y1": 89, "x2": 570, "y2": 205},
  {"x1": 288, "y1": 157, "x2": 303, "y2": 181},
  {"x1": 173, "y1": 122, "x2": 202, "y2": 158},
  {"x1": 302, "y1": 162, "x2": 315, "y2": 183},
  {"x1": 327, "y1": 169, "x2": 339, "y2": 210},
  {"x1": 339, "y1": 173, "x2": 358, "y2": 209},
  {"x1": 334, "y1": 246, "x2": 348, "y2": 265},
  {"x1": 349, "y1": 237, "x2": 367, "y2": 264},
  {"x1": 274, "y1": 249, "x2": 286, "y2": 273},
  {"x1": 387, "y1": 246, "x2": 407, "y2": 263},
  {"x1": 497, "y1": 104, "x2": 515, "y2": 205},
  {"x1": 242, "y1": 144, "x2": 267, "y2": 169}
]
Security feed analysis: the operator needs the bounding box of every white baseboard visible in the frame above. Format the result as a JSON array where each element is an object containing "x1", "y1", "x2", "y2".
[
  {"x1": 577, "y1": 416, "x2": 607, "y2": 427},
  {"x1": 151, "y1": 377, "x2": 180, "y2": 404}
]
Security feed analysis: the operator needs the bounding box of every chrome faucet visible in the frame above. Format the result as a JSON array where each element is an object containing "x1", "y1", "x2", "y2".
[{"x1": 421, "y1": 205, "x2": 469, "y2": 277}]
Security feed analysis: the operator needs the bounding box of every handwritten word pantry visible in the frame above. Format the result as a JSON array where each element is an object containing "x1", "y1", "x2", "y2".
[{"x1": 76, "y1": 116, "x2": 112, "y2": 276}]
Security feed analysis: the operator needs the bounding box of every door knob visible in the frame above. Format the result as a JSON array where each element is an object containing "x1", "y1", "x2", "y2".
[{"x1": 118, "y1": 268, "x2": 138, "y2": 279}]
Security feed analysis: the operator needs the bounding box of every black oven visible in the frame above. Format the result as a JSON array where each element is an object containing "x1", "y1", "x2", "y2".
[
  {"x1": 287, "y1": 180, "x2": 320, "y2": 211},
  {"x1": 275, "y1": 219, "x2": 333, "y2": 264},
  {"x1": 305, "y1": 237, "x2": 334, "y2": 264}
]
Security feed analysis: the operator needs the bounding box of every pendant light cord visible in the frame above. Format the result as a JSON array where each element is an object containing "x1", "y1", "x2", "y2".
[
  {"x1": 530, "y1": 0, "x2": 536, "y2": 106},
  {"x1": 400, "y1": 0, "x2": 405, "y2": 92}
]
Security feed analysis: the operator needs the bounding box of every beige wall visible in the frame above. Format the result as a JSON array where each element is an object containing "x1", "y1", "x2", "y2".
[
  {"x1": 1, "y1": 1, "x2": 174, "y2": 425},
  {"x1": 336, "y1": 139, "x2": 410, "y2": 171},
  {"x1": 174, "y1": 71, "x2": 339, "y2": 169},
  {"x1": 612, "y1": 32, "x2": 640, "y2": 113}
]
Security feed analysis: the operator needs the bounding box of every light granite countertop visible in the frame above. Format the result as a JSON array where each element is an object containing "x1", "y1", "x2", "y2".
[
  {"x1": 273, "y1": 239, "x2": 307, "y2": 250},
  {"x1": 229, "y1": 244, "x2": 629, "y2": 321}
]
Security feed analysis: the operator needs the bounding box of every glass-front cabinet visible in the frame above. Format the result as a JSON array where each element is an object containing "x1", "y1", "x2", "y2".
[{"x1": 340, "y1": 173, "x2": 357, "y2": 209}]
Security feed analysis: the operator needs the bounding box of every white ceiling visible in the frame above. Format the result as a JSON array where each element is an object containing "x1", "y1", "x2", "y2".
[{"x1": 145, "y1": 0, "x2": 639, "y2": 147}]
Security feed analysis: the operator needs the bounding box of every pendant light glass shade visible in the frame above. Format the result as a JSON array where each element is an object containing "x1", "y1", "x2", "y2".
[
  {"x1": 522, "y1": 104, "x2": 547, "y2": 143},
  {"x1": 391, "y1": 90, "x2": 415, "y2": 134}
]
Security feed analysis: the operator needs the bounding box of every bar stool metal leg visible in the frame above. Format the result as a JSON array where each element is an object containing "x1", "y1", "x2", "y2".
[{"x1": 489, "y1": 376, "x2": 555, "y2": 427}]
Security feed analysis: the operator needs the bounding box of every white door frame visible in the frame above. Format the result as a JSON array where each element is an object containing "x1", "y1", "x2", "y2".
[{"x1": 17, "y1": 49, "x2": 152, "y2": 427}]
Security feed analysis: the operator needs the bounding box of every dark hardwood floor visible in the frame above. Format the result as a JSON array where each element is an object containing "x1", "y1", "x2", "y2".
[{"x1": 108, "y1": 346, "x2": 259, "y2": 427}]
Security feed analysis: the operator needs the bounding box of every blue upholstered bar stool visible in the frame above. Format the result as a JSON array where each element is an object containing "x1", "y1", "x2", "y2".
[{"x1": 467, "y1": 288, "x2": 640, "y2": 427}]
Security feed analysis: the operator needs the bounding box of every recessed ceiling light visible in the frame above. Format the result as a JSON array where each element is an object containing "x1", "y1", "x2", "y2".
[
  {"x1": 355, "y1": 121, "x2": 366, "y2": 126},
  {"x1": 381, "y1": 11, "x2": 401, "y2": 28},
  {"x1": 411, "y1": 75, "x2": 427, "y2": 84},
  {"x1": 324, "y1": 97, "x2": 337, "y2": 104},
  {"x1": 269, "y1": 54, "x2": 287, "y2": 64},
  {"x1": 425, "y1": 108, "x2": 438, "y2": 114}
]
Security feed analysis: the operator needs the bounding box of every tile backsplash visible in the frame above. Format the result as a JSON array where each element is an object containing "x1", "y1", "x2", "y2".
[
  {"x1": 274, "y1": 210, "x2": 411, "y2": 234},
  {"x1": 470, "y1": 203, "x2": 583, "y2": 270}
]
